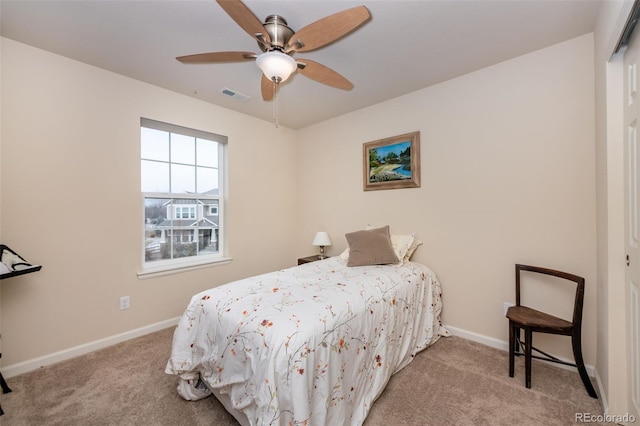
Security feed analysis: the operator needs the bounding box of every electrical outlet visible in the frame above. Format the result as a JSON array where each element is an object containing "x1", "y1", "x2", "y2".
[
  {"x1": 120, "y1": 296, "x2": 130, "y2": 310},
  {"x1": 503, "y1": 302, "x2": 515, "y2": 316}
]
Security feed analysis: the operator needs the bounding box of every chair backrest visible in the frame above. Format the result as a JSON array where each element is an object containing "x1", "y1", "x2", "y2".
[{"x1": 515, "y1": 264, "x2": 586, "y2": 331}]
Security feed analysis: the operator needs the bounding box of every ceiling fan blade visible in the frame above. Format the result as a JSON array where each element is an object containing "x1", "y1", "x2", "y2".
[
  {"x1": 297, "y1": 59, "x2": 353, "y2": 90},
  {"x1": 287, "y1": 6, "x2": 370, "y2": 53},
  {"x1": 216, "y1": 0, "x2": 270, "y2": 44},
  {"x1": 261, "y1": 74, "x2": 274, "y2": 101},
  {"x1": 176, "y1": 51, "x2": 256, "y2": 64}
]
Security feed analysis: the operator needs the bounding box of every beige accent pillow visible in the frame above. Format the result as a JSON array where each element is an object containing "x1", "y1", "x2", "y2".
[{"x1": 345, "y1": 225, "x2": 399, "y2": 267}]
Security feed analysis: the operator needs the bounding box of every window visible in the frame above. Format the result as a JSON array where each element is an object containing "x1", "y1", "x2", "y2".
[
  {"x1": 140, "y1": 118, "x2": 227, "y2": 274},
  {"x1": 175, "y1": 206, "x2": 195, "y2": 219}
]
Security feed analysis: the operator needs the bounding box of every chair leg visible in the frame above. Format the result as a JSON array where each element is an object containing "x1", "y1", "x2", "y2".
[
  {"x1": 509, "y1": 323, "x2": 515, "y2": 377},
  {"x1": 571, "y1": 333, "x2": 598, "y2": 398},
  {"x1": 524, "y1": 328, "x2": 532, "y2": 389},
  {"x1": 0, "y1": 353, "x2": 9, "y2": 395},
  {"x1": 0, "y1": 372, "x2": 11, "y2": 395}
]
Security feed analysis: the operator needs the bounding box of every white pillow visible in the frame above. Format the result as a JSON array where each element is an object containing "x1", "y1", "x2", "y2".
[
  {"x1": 390, "y1": 233, "x2": 415, "y2": 263},
  {"x1": 404, "y1": 238, "x2": 423, "y2": 261},
  {"x1": 339, "y1": 247, "x2": 350, "y2": 261}
]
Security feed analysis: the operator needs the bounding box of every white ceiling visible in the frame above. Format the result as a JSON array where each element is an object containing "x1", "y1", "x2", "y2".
[{"x1": 0, "y1": 0, "x2": 602, "y2": 129}]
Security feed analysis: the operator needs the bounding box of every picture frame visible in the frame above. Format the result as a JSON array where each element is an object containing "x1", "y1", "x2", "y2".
[{"x1": 363, "y1": 131, "x2": 420, "y2": 191}]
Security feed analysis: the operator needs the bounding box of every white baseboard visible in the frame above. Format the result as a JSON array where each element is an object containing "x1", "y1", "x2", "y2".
[
  {"x1": 444, "y1": 325, "x2": 510, "y2": 352},
  {"x1": 1, "y1": 317, "x2": 181, "y2": 379},
  {"x1": 444, "y1": 324, "x2": 598, "y2": 379},
  {"x1": 594, "y1": 368, "x2": 610, "y2": 418}
]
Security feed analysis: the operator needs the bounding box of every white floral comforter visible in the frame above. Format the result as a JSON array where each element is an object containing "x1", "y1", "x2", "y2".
[{"x1": 165, "y1": 257, "x2": 448, "y2": 426}]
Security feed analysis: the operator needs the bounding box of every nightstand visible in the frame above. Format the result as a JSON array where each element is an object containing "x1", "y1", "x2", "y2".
[{"x1": 297, "y1": 255, "x2": 330, "y2": 265}]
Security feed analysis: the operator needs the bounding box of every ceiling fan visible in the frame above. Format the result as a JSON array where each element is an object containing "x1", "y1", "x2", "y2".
[{"x1": 176, "y1": 0, "x2": 371, "y2": 102}]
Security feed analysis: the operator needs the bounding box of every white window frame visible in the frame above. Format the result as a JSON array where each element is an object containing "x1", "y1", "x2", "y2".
[
  {"x1": 175, "y1": 206, "x2": 196, "y2": 220},
  {"x1": 139, "y1": 118, "x2": 230, "y2": 277}
]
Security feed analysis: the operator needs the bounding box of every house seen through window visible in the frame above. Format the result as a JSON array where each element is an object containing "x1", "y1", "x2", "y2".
[{"x1": 140, "y1": 118, "x2": 227, "y2": 272}]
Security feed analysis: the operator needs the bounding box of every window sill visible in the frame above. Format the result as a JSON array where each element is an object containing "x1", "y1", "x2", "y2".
[{"x1": 137, "y1": 256, "x2": 233, "y2": 279}]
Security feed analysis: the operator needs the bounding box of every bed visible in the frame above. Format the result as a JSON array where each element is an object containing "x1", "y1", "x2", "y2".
[{"x1": 166, "y1": 227, "x2": 448, "y2": 425}]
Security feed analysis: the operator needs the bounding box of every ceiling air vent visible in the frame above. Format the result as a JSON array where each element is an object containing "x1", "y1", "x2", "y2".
[{"x1": 220, "y1": 87, "x2": 250, "y2": 102}]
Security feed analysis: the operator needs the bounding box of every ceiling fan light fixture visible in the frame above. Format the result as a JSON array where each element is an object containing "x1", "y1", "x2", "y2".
[{"x1": 256, "y1": 51, "x2": 297, "y2": 83}]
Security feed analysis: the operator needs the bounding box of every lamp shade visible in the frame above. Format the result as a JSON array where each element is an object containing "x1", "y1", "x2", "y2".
[
  {"x1": 312, "y1": 232, "x2": 332, "y2": 247},
  {"x1": 256, "y1": 51, "x2": 298, "y2": 83}
]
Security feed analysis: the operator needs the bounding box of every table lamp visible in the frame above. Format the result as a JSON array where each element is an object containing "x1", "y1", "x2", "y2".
[{"x1": 312, "y1": 232, "x2": 332, "y2": 259}]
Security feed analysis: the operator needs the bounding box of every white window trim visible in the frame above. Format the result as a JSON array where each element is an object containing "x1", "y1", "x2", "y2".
[
  {"x1": 174, "y1": 206, "x2": 196, "y2": 220},
  {"x1": 137, "y1": 253, "x2": 233, "y2": 279},
  {"x1": 139, "y1": 118, "x2": 228, "y2": 276}
]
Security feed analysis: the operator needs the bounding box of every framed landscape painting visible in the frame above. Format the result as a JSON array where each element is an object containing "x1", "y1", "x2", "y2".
[{"x1": 363, "y1": 131, "x2": 420, "y2": 191}]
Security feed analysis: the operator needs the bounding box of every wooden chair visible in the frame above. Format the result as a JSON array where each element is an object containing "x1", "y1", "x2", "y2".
[{"x1": 506, "y1": 264, "x2": 597, "y2": 398}]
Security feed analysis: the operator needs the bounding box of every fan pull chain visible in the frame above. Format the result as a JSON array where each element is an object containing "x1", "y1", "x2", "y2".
[{"x1": 273, "y1": 80, "x2": 279, "y2": 128}]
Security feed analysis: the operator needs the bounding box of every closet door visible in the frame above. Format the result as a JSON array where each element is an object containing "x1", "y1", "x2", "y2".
[{"x1": 624, "y1": 20, "x2": 640, "y2": 421}]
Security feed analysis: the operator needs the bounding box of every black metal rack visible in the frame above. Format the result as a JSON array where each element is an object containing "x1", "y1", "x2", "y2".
[
  {"x1": 0, "y1": 245, "x2": 42, "y2": 415},
  {"x1": 0, "y1": 353, "x2": 8, "y2": 415},
  {"x1": 0, "y1": 245, "x2": 41, "y2": 280}
]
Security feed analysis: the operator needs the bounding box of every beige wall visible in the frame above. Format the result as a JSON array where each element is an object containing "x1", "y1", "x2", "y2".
[
  {"x1": 0, "y1": 38, "x2": 298, "y2": 365},
  {"x1": 296, "y1": 34, "x2": 597, "y2": 363}
]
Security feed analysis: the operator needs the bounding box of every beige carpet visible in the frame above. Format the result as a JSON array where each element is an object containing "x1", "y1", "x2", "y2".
[{"x1": 0, "y1": 328, "x2": 605, "y2": 425}]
